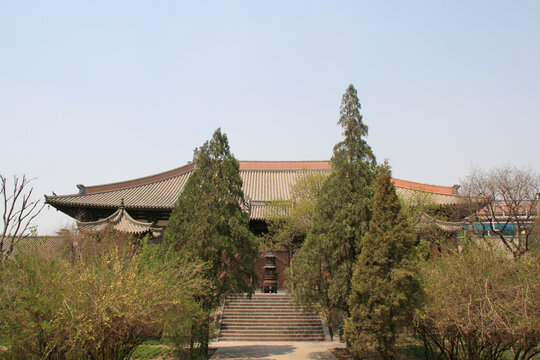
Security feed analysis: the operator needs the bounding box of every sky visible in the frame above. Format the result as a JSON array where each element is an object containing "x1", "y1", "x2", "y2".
[{"x1": 1, "y1": 1, "x2": 539, "y2": 235}]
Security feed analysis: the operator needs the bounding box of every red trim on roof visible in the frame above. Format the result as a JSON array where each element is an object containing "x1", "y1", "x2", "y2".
[
  {"x1": 83, "y1": 161, "x2": 331, "y2": 194},
  {"x1": 391, "y1": 178, "x2": 453, "y2": 195},
  {"x1": 82, "y1": 161, "x2": 453, "y2": 196},
  {"x1": 239, "y1": 161, "x2": 331, "y2": 170},
  {"x1": 84, "y1": 163, "x2": 195, "y2": 194}
]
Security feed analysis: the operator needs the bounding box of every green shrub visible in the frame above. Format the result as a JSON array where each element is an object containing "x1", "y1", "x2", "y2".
[
  {"x1": 415, "y1": 244, "x2": 540, "y2": 360},
  {"x1": 0, "y1": 229, "x2": 206, "y2": 360}
]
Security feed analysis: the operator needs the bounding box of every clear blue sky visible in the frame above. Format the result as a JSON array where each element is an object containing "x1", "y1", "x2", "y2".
[{"x1": 1, "y1": 1, "x2": 539, "y2": 234}]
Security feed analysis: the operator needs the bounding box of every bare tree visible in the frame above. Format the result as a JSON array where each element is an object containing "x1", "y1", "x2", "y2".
[
  {"x1": 1, "y1": 175, "x2": 44, "y2": 259},
  {"x1": 461, "y1": 165, "x2": 540, "y2": 258}
]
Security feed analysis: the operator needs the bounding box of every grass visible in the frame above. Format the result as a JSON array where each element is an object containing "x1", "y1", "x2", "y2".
[
  {"x1": 131, "y1": 345, "x2": 172, "y2": 360},
  {"x1": 140, "y1": 339, "x2": 175, "y2": 346},
  {"x1": 130, "y1": 340, "x2": 216, "y2": 360},
  {"x1": 0, "y1": 337, "x2": 11, "y2": 351}
]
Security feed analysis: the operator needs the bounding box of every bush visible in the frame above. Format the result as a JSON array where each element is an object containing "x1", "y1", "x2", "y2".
[
  {"x1": 415, "y1": 244, "x2": 540, "y2": 360},
  {"x1": 0, "y1": 229, "x2": 206, "y2": 360}
]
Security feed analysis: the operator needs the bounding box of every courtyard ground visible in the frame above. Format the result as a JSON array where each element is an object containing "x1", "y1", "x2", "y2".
[{"x1": 209, "y1": 340, "x2": 343, "y2": 359}]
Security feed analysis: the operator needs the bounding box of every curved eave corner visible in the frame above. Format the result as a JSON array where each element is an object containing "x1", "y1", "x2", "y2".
[{"x1": 77, "y1": 206, "x2": 162, "y2": 236}]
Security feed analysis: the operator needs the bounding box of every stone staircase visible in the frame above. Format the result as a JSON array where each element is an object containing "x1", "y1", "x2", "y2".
[{"x1": 219, "y1": 293, "x2": 325, "y2": 341}]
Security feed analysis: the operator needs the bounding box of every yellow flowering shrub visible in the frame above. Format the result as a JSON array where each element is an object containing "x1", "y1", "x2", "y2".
[{"x1": 0, "y1": 229, "x2": 207, "y2": 360}]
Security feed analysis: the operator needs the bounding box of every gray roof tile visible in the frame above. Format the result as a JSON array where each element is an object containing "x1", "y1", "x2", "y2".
[{"x1": 45, "y1": 161, "x2": 463, "y2": 220}]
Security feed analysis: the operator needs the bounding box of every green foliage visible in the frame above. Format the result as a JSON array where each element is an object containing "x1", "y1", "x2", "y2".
[
  {"x1": 344, "y1": 162, "x2": 422, "y2": 360},
  {"x1": 165, "y1": 128, "x2": 258, "y2": 308},
  {"x1": 130, "y1": 345, "x2": 171, "y2": 360},
  {"x1": 529, "y1": 217, "x2": 540, "y2": 257},
  {"x1": 263, "y1": 172, "x2": 327, "y2": 253},
  {"x1": 0, "y1": 230, "x2": 205, "y2": 360},
  {"x1": 415, "y1": 244, "x2": 540, "y2": 360},
  {"x1": 163, "y1": 128, "x2": 258, "y2": 356},
  {"x1": 291, "y1": 85, "x2": 376, "y2": 336}
]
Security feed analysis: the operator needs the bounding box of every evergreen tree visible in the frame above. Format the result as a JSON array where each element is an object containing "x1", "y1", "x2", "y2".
[
  {"x1": 291, "y1": 85, "x2": 376, "y2": 338},
  {"x1": 163, "y1": 128, "x2": 258, "y2": 356},
  {"x1": 344, "y1": 162, "x2": 421, "y2": 360}
]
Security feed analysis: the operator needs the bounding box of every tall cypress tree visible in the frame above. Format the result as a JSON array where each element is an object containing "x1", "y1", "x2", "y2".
[
  {"x1": 344, "y1": 162, "x2": 421, "y2": 360},
  {"x1": 164, "y1": 128, "x2": 258, "y2": 356},
  {"x1": 291, "y1": 85, "x2": 376, "y2": 337}
]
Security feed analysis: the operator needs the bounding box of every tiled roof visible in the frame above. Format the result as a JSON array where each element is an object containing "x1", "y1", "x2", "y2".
[
  {"x1": 45, "y1": 160, "x2": 463, "y2": 220},
  {"x1": 48, "y1": 171, "x2": 191, "y2": 210},
  {"x1": 77, "y1": 207, "x2": 160, "y2": 234},
  {"x1": 391, "y1": 178, "x2": 454, "y2": 195},
  {"x1": 394, "y1": 187, "x2": 463, "y2": 206},
  {"x1": 415, "y1": 213, "x2": 464, "y2": 232},
  {"x1": 239, "y1": 161, "x2": 331, "y2": 171}
]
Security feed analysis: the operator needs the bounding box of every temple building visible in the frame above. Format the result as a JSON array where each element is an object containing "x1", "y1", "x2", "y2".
[
  {"x1": 45, "y1": 160, "x2": 466, "y2": 289},
  {"x1": 45, "y1": 160, "x2": 464, "y2": 231}
]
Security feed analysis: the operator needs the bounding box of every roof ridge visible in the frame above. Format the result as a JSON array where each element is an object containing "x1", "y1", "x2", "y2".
[
  {"x1": 78, "y1": 160, "x2": 333, "y2": 194},
  {"x1": 83, "y1": 163, "x2": 195, "y2": 194},
  {"x1": 391, "y1": 178, "x2": 455, "y2": 195},
  {"x1": 241, "y1": 169, "x2": 330, "y2": 173},
  {"x1": 391, "y1": 177, "x2": 454, "y2": 189},
  {"x1": 239, "y1": 160, "x2": 330, "y2": 163},
  {"x1": 62, "y1": 170, "x2": 194, "y2": 198}
]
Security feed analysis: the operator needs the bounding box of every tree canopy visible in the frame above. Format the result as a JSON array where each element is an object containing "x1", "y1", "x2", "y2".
[
  {"x1": 164, "y1": 128, "x2": 258, "y2": 307},
  {"x1": 163, "y1": 128, "x2": 258, "y2": 357},
  {"x1": 345, "y1": 162, "x2": 421, "y2": 360},
  {"x1": 290, "y1": 84, "x2": 376, "y2": 338}
]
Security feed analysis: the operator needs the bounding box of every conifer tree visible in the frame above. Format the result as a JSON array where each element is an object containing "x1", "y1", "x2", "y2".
[
  {"x1": 344, "y1": 162, "x2": 421, "y2": 360},
  {"x1": 291, "y1": 85, "x2": 376, "y2": 337},
  {"x1": 164, "y1": 128, "x2": 258, "y2": 356}
]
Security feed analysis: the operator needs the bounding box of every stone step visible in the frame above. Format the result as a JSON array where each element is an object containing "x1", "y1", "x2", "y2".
[
  {"x1": 219, "y1": 293, "x2": 324, "y2": 342},
  {"x1": 225, "y1": 302, "x2": 294, "y2": 306},
  {"x1": 223, "y1": 308, "x2": 315, "y2": 313},
  {"x1": 222, "y1": 316, "x2": 320, "y2": 321},
  {"x1": 229, "y1": 292, "x2": 292, "y2": 300},
  {"x1": 223, "y1": 306, "x2": 311, "y2": 311},
  {"x1": 220, "y1": 330, "x2": 324, "y2": 338},
  {"x1": 225, "y1": 302, "x2": 296, "y2": 307},
  {"x1": 227, "y1": 300, "x2": 293, "y2": 302},
  {"x1": 221, "y1": 324, "x2": 321, "y2": 331},
  {"x1": 223, "y1": 308, "x2": 310, "y2": 314},
  {"x1": 225, "y1": 306, "x2": 295, "y2": 310},
  {"x1": 220, "y1": 332, "x2": 324, "y2": 337},
  {"x1": 219, "y1": 335, "x2": 324, "y2": 341},
  {"x1": 223, "y1": 319, "x2": 321, "y2": 324},
  {"x1": 221, "y1": 328, "x2": 323, "y2": 333},
  {"x1": 225, "y1": 304, "x2": 305, "y2": 308},
  {"x1": 222, "y1": 314, "x2": 320, "y2": 322}
]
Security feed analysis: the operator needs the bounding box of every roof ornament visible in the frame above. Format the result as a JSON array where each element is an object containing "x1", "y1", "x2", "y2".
[
  {"x1": 120, "y1": 198, "x2": 125, "y2": 208},
  {"x1": 76, "y1": 184, "x2": 86, "y2": 195},
  {"x1": 452, "y1": 185, "x2": 460, "y2": 195},
  {"x1": 193, "y1": 147, "x2": 200, "y2": 168}
]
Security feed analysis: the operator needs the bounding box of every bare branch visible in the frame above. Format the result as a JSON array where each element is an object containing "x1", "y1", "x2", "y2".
[
  {"x1": 1, "y1": 174, "x2": 44, "y2": 258},
  {"x1": 460, "y1": 165, "x2": 540, "y2": 258}
]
